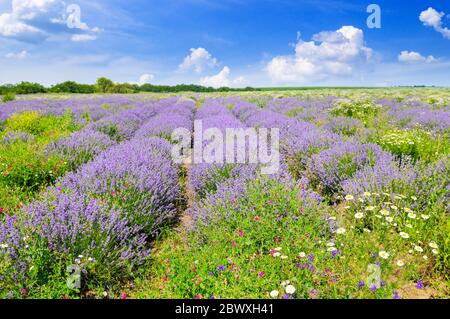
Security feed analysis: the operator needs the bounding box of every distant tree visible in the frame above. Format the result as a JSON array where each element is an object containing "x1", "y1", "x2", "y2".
[
  {"x1": 50, "y1": 81, "x2": 96, "y2": 93},
  {"x1": 14, "y1": 81, "x2": 46, "y2": 94},
  {"x1": 96, "y1": 77, "x2": 114, "y2": 93}
]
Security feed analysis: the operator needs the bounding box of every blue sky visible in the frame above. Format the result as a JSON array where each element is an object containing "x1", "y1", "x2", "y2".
[{"x1": 1, "y1": 0, "x2": 450, "y2": 87}]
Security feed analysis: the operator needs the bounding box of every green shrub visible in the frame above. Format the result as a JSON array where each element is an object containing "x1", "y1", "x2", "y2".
[
  {"x1": 2, "y1": 92, "x2": 16, "y2": 103},
  {"x1": 330, "y1": 99, "x2": 383, "y2": 124}
]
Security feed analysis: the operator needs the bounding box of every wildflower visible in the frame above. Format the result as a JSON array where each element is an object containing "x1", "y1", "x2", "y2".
[
  {"x1": 393, "y1": 291, "x2": 401, "y2": 299},
  {"x1": 380, "y1": 209, "x2": 390, "y2": 216},
  {"x1": 273, "y1": 252, "x2": 281, "y2": 257},
  {"x1": 407, "y1": 213, "x2": 417, "y2": 219},
  {"x1": 285, "y1": 285, "x2": 296, "y2": 295},
  {"x1": 274, "y1": 247, "x2": 282, "y2": 251},
  {"x1": 432, "y1": 249, "x2": 439, "y2": 255},
  {"x1": 365, "y1": 206, "x2": 375, "y2": 211},
  {"x1": 370, "y1": 285, "x2": 377, "y2": 292},
  {"x1": 120, "y1": 293, "x2": 127, "y2": 300},
  {"x1": 404, "y1": 207, "x2": 413, "y2": 213},
  {"x1": 280, "y1": 255, "x2": 288, "y2": 259},
  {"x1": 421, "y1": 214, "x2": 430, "y2": 220},
  {"x1": 416, "y1": 280, "x2": 424, "y2": 289},
  {"x1": 281, "y1": 280, "x2": 290, "y2": 287},
  {"x1": 0, "y1": 207, "x2": 3, "y2": 214},
  {"x1": 411, "y1": 196, "x2": 417, "y2": 201},
  {"x1": 327, "y1": 247, "x2": 337, "y2": 252},
  {"x1": 390, "y1": 205, "x2": 398, "y2": 211},
  {"x1": 364, "y1": 192, "x2": 371, "y2": 197},
  {"x1": 326, "y1": 242, "x2": 335, "y2": 247},
  {"x1": 429, "y1": 242, "x2": 438, "y2": 249},
  {"x1": 238, "y1": 230, "x2": 244, "y2": 237},
  {"x1": 274, "y1": 236, "x2": 281, "y2": 244},
  {"x1": 217, "y1": 265, "x2": 225, "y2": 272},
  {"x1": 345, "y1": 195, "x2": 354, "y2": 201},
  {"x1": 336, "y1": 227, "x2": 346, "y2": 235},
  {"x1": 399, "y1": 232, "x2": 409, "y2": 239},
  {"x1": 363, "y1": 228, "x2": 371, "y2": 233},
  {"x1": 423, "y1": 255, "x2": 428, "y2": 261},
  {"x1": 270, "y1": 290, "x2": 279, "y2": 298},
  {"x1": 0, "y1": 243, "x2": 8, "y2": 249},
  {"x1": 414, "y1": 246, "x2": 423, "y2": 253},
  {"x1": 299, "y1": 252, "x2": 306, "y2": 258},
  {"x1": 195, "y1": 295, "x2": 203, "y2": 299},
  {"x1": 386, "y1": 217, "x2": 394, "y2": 223},
  {"x1": 406, "y1": 224, "x2": 413, "y2": 229},
  {"x1": 397, "y1": 260, "x2": 405, "y2": 267},
  {"x1": 102, "y1": 291, "x2": 108, "y2": 297},
  {"x1": 20, "y1": 288, "x2": 27, "y2": 295},
  {"x1": 254, "y1": 216, "x2": 260, "y2": 222},
  {"x1": 358, "y1": 280, "x2": 365, "y2": 289},
  {"x1": 379, "y1": 251, "x2": 390, "y2": 259},
  {"x1": 355, "y1": 212, "x2": 364, "y2": 219},
  {"x1": 258, "y1": 271, "x2": 265, "y2": 278},
  {"x1": 329, "y1": 216, "x2": 337, "y2": 220}
]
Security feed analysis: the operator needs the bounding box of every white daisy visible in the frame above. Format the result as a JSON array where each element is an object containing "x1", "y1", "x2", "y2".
[
  {"x1": 336, "y1": 228, "x2": 346, "y2": 235},
  {"x1": 345, "y1": 195, "x2": 354, "y2": 201},
  {"x1": 379, "y1": 251, "x2": 390, "y2": 259},
  {"x1": 399, "y1": 232, "x2": 409, "y2": 239},
  {"x1": 270, "y1": 290, "x2": 279, "y2": 298},
  {"x1": 396, "y1": 260, "x2": 405, "y2": 267},
  {"x1": 355, "y1": 212, "x2": 364, "y2": 219},
  {"x1": 299, "y1": 252, "x2": 306, "y2": 258},
  {"x1": 285, "y1": 285, "x2": 296, "y2": 295}
]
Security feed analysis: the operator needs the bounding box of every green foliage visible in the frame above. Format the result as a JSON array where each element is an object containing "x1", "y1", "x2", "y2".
[
  {"x1": 0, "y1": 111, "x2": 81, "y2": 213},
  {"x1": 376, "y1": 128, "x2": 449, "y2": 163},
  {"x1": 2, "y1": 92, "x2": 16, "y2": 103},
  {"x1": 50, "y1": 81, "x2": 96, "y2": 94},
  {"x1": 330, "y1": 99, "x2": 383, "y2": 123},
  {"x1": 95, "y1": 77, "x2": 115, "y2": 93}
]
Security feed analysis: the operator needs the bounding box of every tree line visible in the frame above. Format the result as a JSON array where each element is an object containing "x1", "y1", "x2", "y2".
[{"x1": 0, "y1": 78, "x2": 257, "y2": 95}]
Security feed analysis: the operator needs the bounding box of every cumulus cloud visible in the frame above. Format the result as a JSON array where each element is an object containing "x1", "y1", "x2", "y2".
[
  {"x1": 0, "y1": 0, "x2": 100, "y2": 42},
  {"x1": 200, "y1": 66, "x2": 230, "y2": 88},
  {"x1": 266, "y1": 26, "x2": 373, "y2": 83},
  {"x1": 419, "y1": 7, "x2": 450, "y2": 39},
  {"x1": 71, "y1": 34, "x2": 97, "y2": 42},
  {"x1": 179, "y1": 47, "x2": 218, "y2": 73},
  {"x1": 5, "y1": 50, "x2": 28, "y2": 59},
  {"x1": 398, "y1": 51, "x2": 436, "y2": 63},
  {"x1": 138, "y1": 73, "x2": 154, "y2": 85}
]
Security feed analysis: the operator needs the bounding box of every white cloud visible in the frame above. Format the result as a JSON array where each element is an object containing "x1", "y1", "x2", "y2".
[
  {"x1": 200, "y1": 66, "x2": 230, "y2": 88},
  {"x1": 138, "y1": 73, "x2": 154, "y2": 85},
  {"x1": 5, "y1": 50, "x2": 28, "y2": 59},
  {"x1": 179, "y1": 47, "x2": 218, "y2": 73},
  {"x1": 398, "y1": 51, "x2": 436, "y2": 63},
  {"x1": 71, "y1": 34, "x2": 97, "y2": 42},
  {"x1": 0, "y1": 12, "x2": 45, "y2": 41},
  {"x1": 266, "y1": 26, "x2": 373, "y2": 83},
  {"x1": 0, "y1": 0, "x2": 100, "y2": 42},
  {"x1": 419, "y1": 7, "x2": 450, "y2": 39}
]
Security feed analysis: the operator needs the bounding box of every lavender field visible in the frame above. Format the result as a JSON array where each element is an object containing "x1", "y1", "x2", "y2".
[{"x1": 0, "y1": 89, "x2": 449, "y2": 299}]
